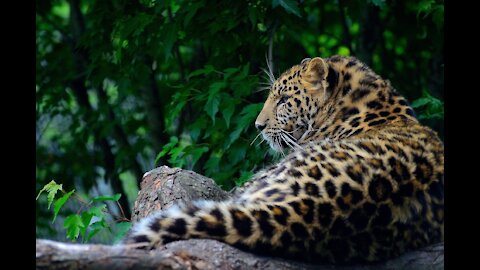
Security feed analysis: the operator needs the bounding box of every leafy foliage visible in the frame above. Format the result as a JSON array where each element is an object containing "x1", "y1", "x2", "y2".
[
  {"x1": 36, "y1": 180, "x2": 130, "y2": 243},
  {"x1": 36, "y1": 0, "x2": 443, "y2": 242}
]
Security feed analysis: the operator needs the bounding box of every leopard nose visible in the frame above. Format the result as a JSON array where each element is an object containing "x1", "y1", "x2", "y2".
[{"x1": 255, "y1": 122, "x2": 266, "y2": 131}]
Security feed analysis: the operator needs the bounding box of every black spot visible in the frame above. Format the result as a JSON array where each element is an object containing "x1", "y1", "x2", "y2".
[
  {"x1": 167, "y1": 218, "x2": 187, "y2": 236},
  {"x1": 336, "y1": 197, "x2": 350, "y2": 211},
  {"x1": 368, "y1": 175, "x2": 393, "y2": 202},
  {"x1": 291, "y1": 222, "x2": 309, "y2": 238},
  {"x1": 269, "y1": 205, "x2": 289, "y2": 225},
  {"x1": 351, "y1": 88, "x2": 371, "y2": 102},
  {"x1": 346, "y1": 165, "x2": 365, "y2": 184},
  {"x1": 282, "y1": 79, "x2": 287, "y2": 84},
  {"x1": 324, "y1": 163, "x2": 341, "y2": 177},
  {"x1": 342, "y1": 86, "x2": 352, "y2": 96},
  {"x1": 265, "y1": 188, "x2": 279, "y2": 197},
  {"x1": 388, "y1": 157, "x2": 411, "y2": 183},
  {"x1": 379, "y1": 111, "x2": 390, "y2": 117},
  {"x1": 252, "y1": 210, "x2": 275, "y2": 237},
  {"x1": 364, "y1": 113, "x2": 379, "y2": 122},
  {"x1": 162, "y1": 235, "x2": 181, "y2": 244},
  {"x1": 350, "y1": 189, "x2": 364, "y2": 204},
  {"x1": 368, "y1": 119, "x2": 387, "y2": 126},
  {"x1": 324, "y1": 180, "x2": 337, "y2": 198},
  {"x1": 398, "y1": 99, "x2": 408, "y2": 106},
  {"x1": 341, "y1": 182, "x2": 352, "y2": 196},
  {"x1": 349, "y1": 208, "x2": 369, "y2": 231},
  {"x1": 387, "y1": 115, "x2": 397, "y2": 120},
  {"x1": 317, "y1": 203, "x2": 334, "y2": 227},
  {"x1": 405, "y1": 108, "x2": 416, "y2": 117},
  {"x1": 307, "y1": 165, "x2": 323, "y2": 180},
  {"x1": 280, "y1": 231, "x2": 293, "y2": 247},
  {"x1": 344, "y1": 72, "x2": 352, "y2": 81},
  {"x1": 273, "y1": 165, "x2": 286, "y2": 176},
  {"x1": 393, "y1": 107, "x2": 401, "y2": 113},
  {"x1": 346, "y1": 61, "x2": 357, "y2": 67},
  {"x1": 341, "y1": 107, "x2": 360, "y2": 121},
  {"x1": 372, "y1": 204, "x2": 392, "y2": 226},
  {"x1": 294, "y1": 98, "x2": 301, "y2": 107},
  {"x1": 288, "y1": 168, "x2": 303, "y2": 178},
  {"x1": 133, "y1": 235, "x2": 150, "y2": 243},
  {"x1": 291, "y1": 182, "x2": 300, "y2": 196},
  {"x1": 195, "y1": 215, "x2": 227, "y2": 237},
  {"x1": 230, "y1": 209, "x2": 253, "y2": 237},
  {"x1": 329, "y1": 56, "x2": 343, "y2": 62},
  {"x1": 367, "y1": 101, "x2": 383, "y2": 110},
  {"x1": 149, "y1": 220, "x2": 161, "y2": 232},
  {"x1": 360, "y1": 79, "x2": 379, "y2": 89},
  {"x1": 305, "y1": 182, "x2": 320, "y2": 196},
  {"x1": 326, "y1": 67, "x2": 339, "y2": 93},
  {"x1": 327, "y1": 239, "x2": 351, "y2": 263},
  {"x1": 413, "y1": 155, "x2": 434, "y2": 184},
  {"x1": 293, "y1": 86, "x2": 298, "y2": 90},
  {"x1": 357, "y1": 141, "x2": 385, "y2": 155}
]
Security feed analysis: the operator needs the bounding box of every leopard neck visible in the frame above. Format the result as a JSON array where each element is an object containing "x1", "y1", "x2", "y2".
[{"x1": 299, "y1": 56, "x2": 418, "y2": 144}]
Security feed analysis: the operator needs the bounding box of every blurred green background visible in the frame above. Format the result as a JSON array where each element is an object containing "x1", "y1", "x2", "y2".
[{"x1": 36, "y1": 0, "x2": 443, "y2": 242}]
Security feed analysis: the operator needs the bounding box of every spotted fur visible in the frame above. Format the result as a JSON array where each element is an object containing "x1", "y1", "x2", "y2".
[{"x1": 123, "y1": 56, "x2": 444, "y2": 263}]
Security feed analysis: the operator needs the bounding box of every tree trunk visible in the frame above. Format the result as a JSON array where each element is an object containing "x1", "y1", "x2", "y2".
[{"x1": 36, "y1": 166, "x2": 444, "y2": 270}]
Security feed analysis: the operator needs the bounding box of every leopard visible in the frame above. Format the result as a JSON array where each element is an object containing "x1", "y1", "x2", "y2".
[{"x1": 123, "y1": 55, "x2": 444, "y2": 263}]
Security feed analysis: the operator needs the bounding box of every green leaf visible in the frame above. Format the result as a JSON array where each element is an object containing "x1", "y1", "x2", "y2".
[
  {"x1": 222, "y1": 102, "x2": 235, "y2": 128},
  {"x1": 52, "y1": 189, "x2": 75, "y2": 223},
  {"x1": 91, "y1": 194, "x2": 121, "y2": 203},
  {"x1": 188, "y1": 65, "x2": 215, "y2": 79},
  {"x1": 235, "y1": 171, "x2": 254, "y2": 187},
  {"x1": 204, "y1": 95, "x2": 220, "y2": 124},
  {"x1": 80, "y1": 211, "x2": 94, "y2": 239},
  {"x1": 227, "y1": 103, "x2": 264, "y2": 147},
  {"x1": 36, "y1": 180, "x2": 63, "y2": 209},
  {"x1": 64, "y1": 214, "x2": 84, "y2": 241},
  {"x1": 272, "y1": 0, "x2": 301, "y2": 17},
  {"x1": 204, "y1": 81, "x2": 226, "y2": 123},
  {"x1": 155, "y1": 136, "x2": 179, "y2": 165},
  {"x1": 186, "y1": 146, "x2": 209, "y2": 168},
  {"x1": 411, "y1": 97, "x2": 430, "y2": 108},
  {"x1": 85, "y1": 219, "x2": 108, "y2": 242},
  {"x1": 87, "y1": 204, "x2": 108, "y2": 218},
  {"x1": 112, "y1": 222, "x2": 132, "y2": 244}
]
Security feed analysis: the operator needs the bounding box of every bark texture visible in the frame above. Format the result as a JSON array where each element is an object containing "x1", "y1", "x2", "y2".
[{"x1": 36, "y1": 166, "x2": 444, "y2": 270}]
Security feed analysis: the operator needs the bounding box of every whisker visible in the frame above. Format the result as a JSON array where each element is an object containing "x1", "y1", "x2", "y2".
[
  {"x1": 280, "y1": 133, "x2": 296, "y2": 151},
  {"x1": 250, "y1": 132, "x2": 263, "y2": 146},
  {"x1": 282, "y1": 132, "x2": 303, "y2": 149},
  {"x1": 256, "y1": 137, "x2": 266, "y2": 147}
]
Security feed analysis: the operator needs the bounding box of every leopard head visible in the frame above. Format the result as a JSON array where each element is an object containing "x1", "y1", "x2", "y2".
[{"x1": 255, "y1": 57, "x2": 336, "y2": 151}]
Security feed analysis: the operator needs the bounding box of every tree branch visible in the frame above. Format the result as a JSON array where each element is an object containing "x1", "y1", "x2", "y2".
[{"x1": 36, "y1": 166, "x2": 444, "y2": 269}]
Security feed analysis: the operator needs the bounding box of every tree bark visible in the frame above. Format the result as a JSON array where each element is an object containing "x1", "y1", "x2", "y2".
[{"x1": 36, "y1": 166, "x2": 444, "y2": 270}]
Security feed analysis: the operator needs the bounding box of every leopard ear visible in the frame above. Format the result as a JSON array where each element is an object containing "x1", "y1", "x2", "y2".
[{"x1": 304, "y1": 57, "x2": 328, "y2": 82}]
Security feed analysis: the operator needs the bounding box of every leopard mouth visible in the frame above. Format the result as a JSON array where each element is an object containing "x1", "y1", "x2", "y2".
[{"x1": 261, "y1": 129, "x2": 302, "y2": 152}]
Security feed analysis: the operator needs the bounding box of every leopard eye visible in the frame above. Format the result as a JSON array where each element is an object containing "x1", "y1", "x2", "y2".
[{"x1": 278, "y1": 95, "x2": 289, "y2": 105}]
